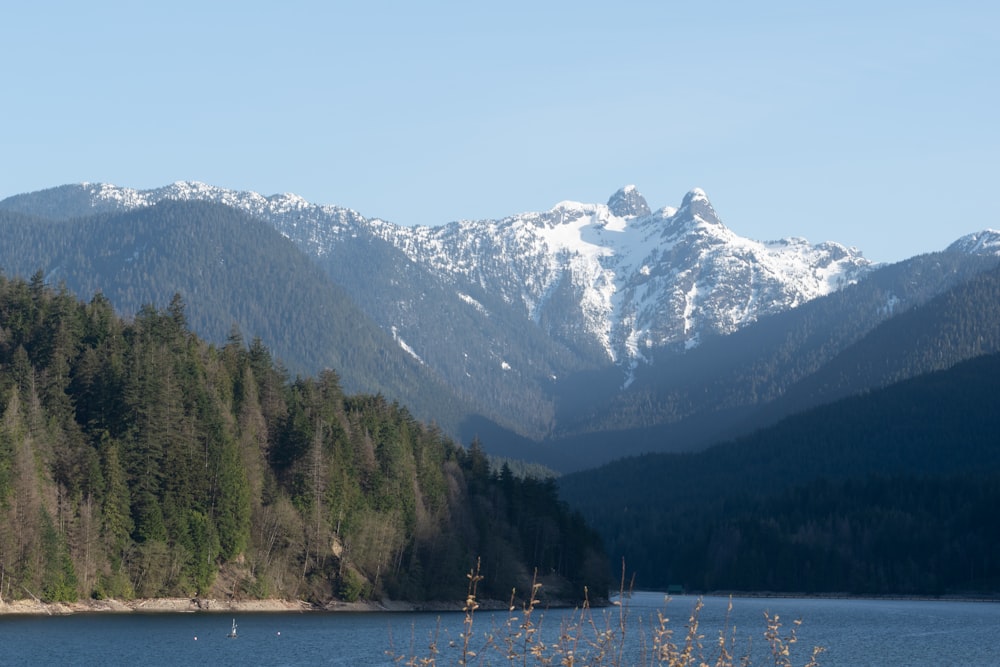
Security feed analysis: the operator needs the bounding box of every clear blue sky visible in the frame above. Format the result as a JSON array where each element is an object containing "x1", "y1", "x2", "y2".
[{"x1": 3, "y1": 1, "x2": 997, "y2": 263}]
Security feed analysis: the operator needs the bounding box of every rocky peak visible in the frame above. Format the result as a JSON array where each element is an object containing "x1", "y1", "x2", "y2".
[
  {"x1": 677, "y1": 188, "x2": 721, "y2": 225},
  {"x1": 607, "y1": 185, "x2": 651, "y2": 218},
  {"x1": 947, "y1": 229, "x2": 1000, "y2": 256}
]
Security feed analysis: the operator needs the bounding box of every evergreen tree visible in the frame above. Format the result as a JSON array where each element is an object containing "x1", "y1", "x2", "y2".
[{"x1": 0, "y1": 279, "x2": 608, "y2": 604}]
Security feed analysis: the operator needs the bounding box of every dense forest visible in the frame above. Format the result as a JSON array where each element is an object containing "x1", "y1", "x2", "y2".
[
  {"x1": 0, "y1": 275, "x2": 608, "y2": 605},
  {"x1": 559, "y1": 352, "x2": 1000, "y2": 595}
]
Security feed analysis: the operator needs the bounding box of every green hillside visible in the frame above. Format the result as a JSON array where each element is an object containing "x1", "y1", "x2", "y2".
[{"x1": 0, "y1": 277, "x2": 608, "y2": 605}]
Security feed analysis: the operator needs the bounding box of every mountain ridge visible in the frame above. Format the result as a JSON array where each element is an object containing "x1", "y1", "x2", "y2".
[
  {"x1": 0, "y1": 181, "x2": 875, "y2": 363},
  {"x1": 2, "y1": 182, "x2": 998, "y2": 467},
  {"x1": 0, "y1": 200, "x2": 472, "y2": 437}
]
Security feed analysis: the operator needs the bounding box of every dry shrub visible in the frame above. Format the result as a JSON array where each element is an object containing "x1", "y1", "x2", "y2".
[{"x1": 390, "y1": 560, "x2": 825, "y2": 666}]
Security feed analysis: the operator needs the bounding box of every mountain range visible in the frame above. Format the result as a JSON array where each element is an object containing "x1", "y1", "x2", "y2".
[
  {"x1": 558, "y1": 347, "x2": 1000, "y2": 594},
  {"x1": 2, "y1": 182, "x2": 998, "y2": 471}
]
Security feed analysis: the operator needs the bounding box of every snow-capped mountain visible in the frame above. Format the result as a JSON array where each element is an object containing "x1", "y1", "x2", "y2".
[
  {"x1": 8, "y1": 181, "x2": 874, "y2": 369},
  {"x1": 947, "y1": 229, "x2": 1000, "y2": 256},
  {"x1": 370, "y1": 186, "x2": 874, "y2": 370},
  {"x1": 4, "y1": 180, "x2": 999, "y2": 457}
]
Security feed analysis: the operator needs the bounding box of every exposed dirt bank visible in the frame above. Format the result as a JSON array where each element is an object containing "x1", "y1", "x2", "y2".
[
  {"x1": 0, "y1": 594, "x2": 588, "y2": 616},
  {"x1": 0, "y1": 597, "x2": 420, "y2": 616}
]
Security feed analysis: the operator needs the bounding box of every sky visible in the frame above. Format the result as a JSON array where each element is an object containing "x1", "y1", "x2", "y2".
[{"x1": 3, "y1": 1, "x2": 997, "y2": 263}]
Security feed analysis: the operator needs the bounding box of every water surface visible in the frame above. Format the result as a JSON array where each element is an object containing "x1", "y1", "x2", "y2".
[{"x1": 1, "y1": 593, "x2": 997, "y2": 666}]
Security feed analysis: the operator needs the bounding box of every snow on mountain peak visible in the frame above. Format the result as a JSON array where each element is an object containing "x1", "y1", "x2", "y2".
[
  {"x1": 674, "y1": 187, "x2": 724, "y2": 230},
  {"x1": 36, "y1": 180, "x2": 873, "y2": 370},
  {"x1": 947, "y1": 229, "x2": 1000, "y2": 256},
  {"x1": 80, "y1": 182, "x2": 147, "y2": 209},
  {"x1": 679, "y1": 187, "x2": 712, "y2": 210}
]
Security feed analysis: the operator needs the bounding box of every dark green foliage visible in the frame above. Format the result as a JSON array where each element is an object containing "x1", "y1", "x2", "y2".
[
  {"x1": 560, "y1": 352, "x2": 1000, "y2": 595},
  {"x1": 39, "y1": 509, "x2": 78, "y2": 603},
  {"x1": 216, "y1": 434, "x2": 251, "y2": 560},
  {"x1": 0, "y1": 277, "x2": 605, "y2": 604}
]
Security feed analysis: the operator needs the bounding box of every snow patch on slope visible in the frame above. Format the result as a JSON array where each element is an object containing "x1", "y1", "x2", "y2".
[
  {"x1": 457, "y1": 292, "x2": 487, "y2": 315},
  {"x1": 948, "y1": 229, "x2": 1000, "y2": 256},
  {"x1": 391, "y1": 326, "x2": 423, "y2": 364}
]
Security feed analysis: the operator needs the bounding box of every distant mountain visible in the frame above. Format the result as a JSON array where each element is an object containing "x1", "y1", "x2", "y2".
[
  {"x1": 480, "y1": 247, "x2": 1000, "y2": 471},
  {"x1": 369, "y1": 185, "x2": 874, "y2": 368},
  {"x1": 2, "y1": 182, "x2": 997, "y2": 469},
  {"x1": 558, "y1": 351, "x2": 1000, "y2": 594},
  {"x1": 0, "y1": 183, "x2": 875, "y2": 366},
  {"x1": 947, "y1": 229, "x2": 1000, "y2": 255},
  {"x1": 0, "y1": 200, "x2": 470, "y2": 435},
  {"x1": 746, "y1": 258, "x2": 1000, "y2": 427},
  {"x1": 0, "y1": 183, "x2": 873, "y2": 435}
]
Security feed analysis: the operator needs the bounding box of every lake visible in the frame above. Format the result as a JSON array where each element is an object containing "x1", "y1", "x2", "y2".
[{"x1": 1, "y1": 592, "x2": 998, "y2": 666}]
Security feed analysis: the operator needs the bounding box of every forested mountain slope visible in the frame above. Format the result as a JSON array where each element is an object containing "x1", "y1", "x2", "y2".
[
  {"x1": 313, "y1": 232, "x2": 594, "y2": 440},
  {"x1": 533, "y1": 251, "x2": 1000, "y2": 471},
  {"x1": 0, "y1": 277, "x2": 608, "y2": 605},
  {"x1": 0, "y1": 200, "x2": 470, "y2": 437},
  {"x1": 559, "y1": 352, "x2": 1000, "y2": 595},
  {"x1": 742, "y1": 259, "x2": 1000, "y2": 432}
]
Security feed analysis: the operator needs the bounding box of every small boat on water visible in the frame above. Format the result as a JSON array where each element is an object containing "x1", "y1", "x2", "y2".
[{"x1": 228, "y1": 618, "x2": 238, "y2": 638}]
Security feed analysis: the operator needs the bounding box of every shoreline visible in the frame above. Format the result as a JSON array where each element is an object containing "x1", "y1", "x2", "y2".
[
  {"x1": 0, "y1": 594, "x2": 543, "y2": 617},
  {"x1": 0, "y1": 597, "x2": 424, "y2": 616},
  {"x1": 4, "y1": 589, "x2": 996, "y2": 616},
  {"x1": 624, "y1": 589, "x2": 1000, "y2": 604},
  {"x1": 5, "y1": 589, "x2": 997, "y2": 616},
  {"x1": 0, "y1": 594, "x2": 587, "y2": 617}
]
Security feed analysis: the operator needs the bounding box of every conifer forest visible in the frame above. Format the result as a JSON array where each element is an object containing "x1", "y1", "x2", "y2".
[{"x1": 0, "y1": 274, "x2": 608, "y2": 605}]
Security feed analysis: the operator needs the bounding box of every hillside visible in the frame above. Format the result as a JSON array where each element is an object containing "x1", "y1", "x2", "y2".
[
  {"x1": 0, "y1": 277, "x2": 609, "y2": 606},
  {"x1": 558, "y1": 352, "x2": 1000, "y2": 594},
  {"x1": 742, "y1": 259, "x2": 1000, "y2": 431},
  {"x1": 0, "y1": 200, "x2": 470, "y2": 437},
  {"x1": 532, "y1": 251, "x2": 1000, "y2": 471}
]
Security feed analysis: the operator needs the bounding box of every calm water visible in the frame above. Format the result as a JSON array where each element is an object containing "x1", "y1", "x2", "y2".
[{"x1": 1, "y1": 593, "x2": 998, "y2": 666}]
